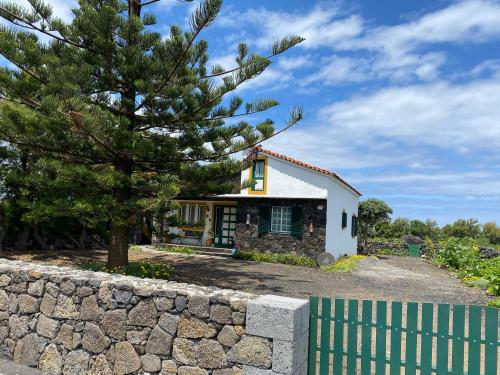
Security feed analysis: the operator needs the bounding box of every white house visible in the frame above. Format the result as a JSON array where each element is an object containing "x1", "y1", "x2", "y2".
[{"x1": 166, "y1": 146, "x2": 361, "y2": 259}]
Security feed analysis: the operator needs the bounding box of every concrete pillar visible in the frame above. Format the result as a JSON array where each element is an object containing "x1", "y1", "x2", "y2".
[{"x1": 244, "y1": 295, "x2": 310, "y2": 375}]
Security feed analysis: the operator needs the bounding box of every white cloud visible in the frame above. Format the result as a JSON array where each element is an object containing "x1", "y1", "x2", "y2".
[
  {"x1": 264, "y1": 76, "x2": 500, "y2": 177},
  {"x1": 218, "y1": 1, "x2": 500, "y2": 85}
]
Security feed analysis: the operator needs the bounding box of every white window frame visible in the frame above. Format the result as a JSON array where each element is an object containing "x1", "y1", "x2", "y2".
[
  {"x1": 179, "y1": 203, "x2": 205, "y2": 225},
  {"x1": 271, "y1": 206, "x2": 292, "y2": 234}
]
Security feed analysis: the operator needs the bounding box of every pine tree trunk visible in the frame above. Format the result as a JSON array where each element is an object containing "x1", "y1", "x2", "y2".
[
  {"x1": 78, "y1": 224, "x2": 87, "y2": 251},
  {"x1": 15, "y1": 225, "x2": 31, "y2": 250},
  {"x1": 108, "y1": 162, "x2": 132, "y2": 267}
]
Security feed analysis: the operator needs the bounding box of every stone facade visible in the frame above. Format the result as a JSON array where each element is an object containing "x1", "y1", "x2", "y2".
[
  {"x1": 234, "y1": 198, "x2": 327, "y2": 258},
  {"x1": 0, "y1": 259, "x2": 311, "y2": 375}
]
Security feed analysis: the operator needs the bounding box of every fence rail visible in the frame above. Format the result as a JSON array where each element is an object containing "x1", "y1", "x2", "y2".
[{"x1": 308, "y1": 297, "x2": 499, "y2": 375}]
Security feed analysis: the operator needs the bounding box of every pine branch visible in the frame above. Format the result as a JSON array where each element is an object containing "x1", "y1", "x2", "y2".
[{"x1": 203, "y1": 36, "x2": 305, "y2": 79}]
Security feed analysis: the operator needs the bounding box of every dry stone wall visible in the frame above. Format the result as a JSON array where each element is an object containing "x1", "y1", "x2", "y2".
[{"x1": 0, "y1": 259, "x2": 311, "y2": 375}]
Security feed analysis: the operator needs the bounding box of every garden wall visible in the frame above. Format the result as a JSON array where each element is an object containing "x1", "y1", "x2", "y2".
[{"x1": 0, "y1": 259, "x2": 309, "y2": 375}]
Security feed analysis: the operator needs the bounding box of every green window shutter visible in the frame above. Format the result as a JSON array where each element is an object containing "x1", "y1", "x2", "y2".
[
  {"x1": 291, "y1": 206, "x2": 304, "y2": 240},
  {"x1": 258, "y1": 206, "x2": 271, "y2": 237},
  {"x1": 342, "y1": 211, "x2": 348, "y2": 229},
  {"x1": 351, "y1": 215, "x2": 358, "y2": 237}
]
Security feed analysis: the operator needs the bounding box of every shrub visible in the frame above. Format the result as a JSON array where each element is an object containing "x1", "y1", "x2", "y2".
[
  {"x1": 487, "y1": 298, "x2": 500, "y2": 308},
  {"x1": 154, "y1": 245, "x2": 195, "y2": 255},
  {"x1": 80, "y1": 261, "x2": 174, "y2": 280},
  {"x1": 321, "y1": 255, "x2": 366, "y2": 273},
  {"x1": 234, "y1": 251, "x2": 317, "y2": 268},
  {"x1": 433, "y1": 238, "x2": 500, "y2": 297}
]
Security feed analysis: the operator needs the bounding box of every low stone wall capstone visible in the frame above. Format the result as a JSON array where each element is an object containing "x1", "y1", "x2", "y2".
[{"x1": 0, "y1": 259, "x2": 309, "y2": 375}]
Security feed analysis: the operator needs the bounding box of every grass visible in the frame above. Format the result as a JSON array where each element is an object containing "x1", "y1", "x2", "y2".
[
  {"x1": 80, "y1": 261, "x2": 174, "y2": 280},
  {"x1": 321, "y1": 255, "x2": 367, "y2": 273},
  {"x1": 154, "y1": 245, "x2": 195, "y2": 255},
  {"x1": 234, "y1": 250, "x2": 317, "y2": 268},
  {"x1": 377, "y1": 248, "x2": 408, "y2": 256}
]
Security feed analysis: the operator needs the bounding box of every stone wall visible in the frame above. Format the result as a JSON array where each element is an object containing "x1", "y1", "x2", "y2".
[
  {"x1": 0, "y1": 259, "x2": 309, "y2": 375},
  {"x1": 235, "y1": 198, "x2": 327, "y2": 259}
]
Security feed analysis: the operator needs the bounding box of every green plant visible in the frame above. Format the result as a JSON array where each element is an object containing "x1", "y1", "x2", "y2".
[
  {"x1": 377, "y1": 248, "x2": 407, "y2": 256},
  {"x1": 321, "y1": 255, "x2": 367, "y2": 273},
  {"x1": 129, "y1": 245, "x2": 143, "y2": 252},
  {"x1": 80, "y1": 261, "x2": 174, "y2": 280},
  {"x1": 234, "y1": 251, "x2": 317, "y2": 268},
  {"x1": 154, "y1": 245, "x2": 195, "y2": 255},
  {"x1": 487, "y1": 298, "x2": 500, "y2": 308}
]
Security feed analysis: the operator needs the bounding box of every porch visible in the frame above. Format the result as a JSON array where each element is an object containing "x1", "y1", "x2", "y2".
[{"x1": 162, "y1": 199, "x2": 238, "y2": 249}]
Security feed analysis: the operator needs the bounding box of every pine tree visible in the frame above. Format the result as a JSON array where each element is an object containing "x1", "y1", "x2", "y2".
[{"x1": 0, "y1": 0, "x2": 303, "y2": 266}]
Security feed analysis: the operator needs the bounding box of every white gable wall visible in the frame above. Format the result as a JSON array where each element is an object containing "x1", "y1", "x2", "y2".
[{"x1": 240, "y1": 154, "x2": 359, "y2": 258}]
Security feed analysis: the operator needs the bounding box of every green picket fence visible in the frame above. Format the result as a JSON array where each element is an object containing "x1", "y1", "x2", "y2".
[{"x1": 308, "y1": 297, "x2": 499, "y2": 375}]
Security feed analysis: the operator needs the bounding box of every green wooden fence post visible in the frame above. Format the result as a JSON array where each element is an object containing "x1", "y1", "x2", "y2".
[
  {"x1": 346, "y1": 300, "x2": 359, "y2": 375},
  {"x1": 405, "y1": 302, "x2": 418, "y2": 375},
  {"x1": 451, "y1": 305, "x2": 465, "y2": 374},
  {"x1": 467, "y1": 305, "x2": 481, "y2": 375},
  {"x1": 436, "y1": 304, "x2": 450, "y2": 375},
  {"x1": 308, "y1": 296, "x2": 319, "y2": 375},
  {"x1": 360, "y1": 300, "x2": 373, "y2": 375},
  {"x1": 375, "y1": 301, "x2": 387, "y2": 375},
  {"x1": 484, "y1": 306, "x2": 498, "y2": 375},
  {"x1": 319, "y1": 298, "x2": 332, "y2": 375},
  {"x1": 420, "y1": 303, "x2": 434, "y2": 375},
  {"x1": 390, "y1": 301, "x2": 403, "y2": 375},
  {"x1": 332, "y1": 299, "x2": 345, "y2": 375}
]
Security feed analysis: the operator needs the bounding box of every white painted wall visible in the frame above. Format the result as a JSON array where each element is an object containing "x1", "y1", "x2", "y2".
[{"x1": 240, "y1": 154, "x2": 360, "y2": 257}]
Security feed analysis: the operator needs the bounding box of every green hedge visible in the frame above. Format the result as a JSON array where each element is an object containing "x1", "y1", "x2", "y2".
[{"x1": 234, "y1": 251, "x2": 317, "y2": 268}]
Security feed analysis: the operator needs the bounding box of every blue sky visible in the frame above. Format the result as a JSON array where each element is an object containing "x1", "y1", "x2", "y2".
[{"x1": 7, "y1": 0, "x2": 500, "y2": 225}]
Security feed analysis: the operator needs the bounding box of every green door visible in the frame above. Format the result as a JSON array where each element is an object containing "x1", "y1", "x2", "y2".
[{"x1": 214, "y1": 206, "x2": 237, "y2": 248}]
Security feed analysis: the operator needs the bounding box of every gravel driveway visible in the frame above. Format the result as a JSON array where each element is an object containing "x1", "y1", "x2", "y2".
[{"x1": 0, "y1": 249, "x2": 491, "y2": 305}]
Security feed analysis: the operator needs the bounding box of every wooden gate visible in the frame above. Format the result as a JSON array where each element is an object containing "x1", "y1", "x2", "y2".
[{"x1": 308, "y1": 297, "x2": 499, "y2": 375}]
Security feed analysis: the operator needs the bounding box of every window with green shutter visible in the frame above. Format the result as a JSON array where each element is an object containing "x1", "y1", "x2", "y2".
[
  {"x1": 251, "y1": 160, "x2": 265, "y2": 191},
  {"x1": 291, "y1": 206, "x2": 304, "y2": 240},
  {"x1": 351, "y1": 215, "x2": 358, "y2": 237},
  {"x1": 342, "y1": 210, "x2": 348, "y2": 229}
]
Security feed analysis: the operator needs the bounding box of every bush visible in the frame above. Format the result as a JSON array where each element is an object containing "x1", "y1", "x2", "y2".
[
  {"x1": 487, "y1": 298, "x2": 500, "y2": 308},
  {"x1": 234, "y1": 251, "x2": 317, "y2": 268},
  {"x1": 433, "y1": 238, "x2": 500, "y2": 297},
  {"x1": 154, "y1": 245, "x2": 195, "y2": 254},
  {"x1": 80, "y1": 261, "x2": 174, "y2": 280},
  {"x1": 321, "y1": 255, "x2": 366, "y2": 273}
]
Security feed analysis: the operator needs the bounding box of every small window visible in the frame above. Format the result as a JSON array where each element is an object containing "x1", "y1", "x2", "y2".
[
  {"x1": 351, "y1": 215, "x2": 358, "y2": 237},
  {"x1": 251, "y1": 159, "x2": 265, "y2": 191},
  {"x1": 179, "y1": 203, "x2": 205, "y2": 225},
  {"x1": 271, "y1": 206, "x2": 292, "y2": 233},
  {"x1": 341, "y1": 211, "x2": 348, "y2": 229}
]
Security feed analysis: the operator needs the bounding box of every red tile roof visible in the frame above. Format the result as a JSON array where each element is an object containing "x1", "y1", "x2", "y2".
[{"x1": 253, "y1": 146, "x2": 362, "y2": 196}]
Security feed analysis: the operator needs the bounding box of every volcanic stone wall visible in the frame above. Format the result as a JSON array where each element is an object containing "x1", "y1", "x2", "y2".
[{"x1": 0, "y1": 259, "x2": 279, "y2": 375}]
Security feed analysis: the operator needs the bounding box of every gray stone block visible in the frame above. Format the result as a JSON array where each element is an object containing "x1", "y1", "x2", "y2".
[
  {"x1": 272, "y1": 331, "x2": 308, "y2": 375},
  {"x1": 246, "y1": 295, "x2": 309, "y2": 341}
]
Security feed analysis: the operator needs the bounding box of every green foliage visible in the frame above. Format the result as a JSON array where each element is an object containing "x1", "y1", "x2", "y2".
[
  {"x1": 234, "y1": 250, "x2": 317, "y2": 268},
  {"x1": 376, "y1": 247, "x2": 407, "y2": 256},
  {"x1": 433, "y1": 238, "x2": 500, "y2": 296},
  {"x1": 154, "y1": 245, "x2": 195, "y2": 255},
  {"x1": 358, "y1": 198, "x2": 393, "y2": 245},
  {"x1": 482, "y1": 222, "x2": 500, "y2": 245},
  {"x1": 321, "y1": 255, "x2": 367, "y2": 273},
  {"x1": 487, "y1": 298, "x2": 500, "y2": 308},
  {"x1": 442, "y1": 219, "x2": 481, "y2": 239},
  {"x1": 80, "y1": 261, "x2": 174, "y2": 280}
]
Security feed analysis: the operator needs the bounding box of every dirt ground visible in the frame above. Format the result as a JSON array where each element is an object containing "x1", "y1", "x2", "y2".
[{"x1": 0, "y1": 248, "x2": 491, "y2": 306}]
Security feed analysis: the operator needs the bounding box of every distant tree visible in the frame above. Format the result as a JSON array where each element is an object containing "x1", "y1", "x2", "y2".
[
  {"x1": 410, "y1": 219, "x2": 441, "y2": 239},
  {"x1": 0, "y1": 0, "x2": 303, "y2": 266},
  {"x1": 482, "y1": 222, "x2": 500, "y2": 245},
  {"x1": 390, "y1": 218, "x2": 411, "y2": 238},
  {"x1": 442, "y1": 218, "x2": 481, "y2": 239},
  {"x1": 358, "y1": 198, "x2": 393, "y2": 245}
]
